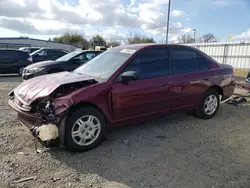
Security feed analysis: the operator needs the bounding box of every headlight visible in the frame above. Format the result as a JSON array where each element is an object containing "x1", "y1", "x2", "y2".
[{"x1": 29, "y1": 67, "x2": 45, "y2": 73}]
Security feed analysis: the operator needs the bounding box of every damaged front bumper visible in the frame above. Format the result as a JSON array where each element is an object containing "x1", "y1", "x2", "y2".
[{"x1": 8, "y1": 98, "x2": 67, "y2": 146}]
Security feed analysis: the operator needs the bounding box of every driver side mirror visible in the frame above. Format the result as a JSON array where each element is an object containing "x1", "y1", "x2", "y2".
[
  {"x1": 119, "y1": 71, "x2": 139, "y2": 83},
  {"x1": 34, "y1": 54, "x2": 40, "y2": 58}
]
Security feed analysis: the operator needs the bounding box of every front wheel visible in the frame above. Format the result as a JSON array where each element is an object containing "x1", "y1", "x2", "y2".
[
  {"x1": 65, "y1": 107, "x2": 107, "y2": 152},
  {"x1": 18, "y1": 67, "x2": 24, "y2": 76},
  {"x1": 195, "y1": 89, "x2": 220, "y2": 119}
]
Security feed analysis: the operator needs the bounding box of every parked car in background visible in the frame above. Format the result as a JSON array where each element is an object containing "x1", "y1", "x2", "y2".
[
  {"x1": 8, "y1": 44, "x2": 235, "y2": 152},
  {"x1": 31, "y1": 48, "x2": 68, "y2": 63},
  {"x1": 246, "y1": 70, "x2": 250, "y2": 83},
  {"x1": 19, "y1": 47, "x2": 41, "y2": 53},
  {"x1": 22, "y1": 50, "x2": 103, "y2": 80},
  {"x1": 0, "y1": 49, "x2": 32, "y2": 75}
]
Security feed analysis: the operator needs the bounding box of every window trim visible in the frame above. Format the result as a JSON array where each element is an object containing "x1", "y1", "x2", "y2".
[
  {"x1": 170, "y1": 47, "x2": 210, "y2": 75},
  {"x1": 115, "y1": 47, "x2": 170, "y2": 82}
]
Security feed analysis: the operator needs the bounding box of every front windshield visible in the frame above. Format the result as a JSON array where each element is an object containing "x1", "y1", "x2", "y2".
[
  {"x1": 74, "y1": 50, "x2": 132, "y2": 80},
  {"x1": 30, "y1": 49, "x2": 41, "y2": 56},
  {"x1": 56, "y1": 51, "x2": 81, "y2": 61}
]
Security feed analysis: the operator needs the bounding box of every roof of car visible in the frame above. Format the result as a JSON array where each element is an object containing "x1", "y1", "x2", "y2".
[
  {"x1": 111, "y1": 43, "x2": 192, "y2": 51},
  {"x1": 0, "y1": 48, "x2": 28, "y2": 52}
]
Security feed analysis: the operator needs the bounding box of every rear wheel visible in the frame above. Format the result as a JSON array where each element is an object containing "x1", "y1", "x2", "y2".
[
  {"x1": 65, "y1": 107, "x2": 107, "y2": 152},
  {"x1": 195, "y1": 89, "x2": 220, "y2": 119}
]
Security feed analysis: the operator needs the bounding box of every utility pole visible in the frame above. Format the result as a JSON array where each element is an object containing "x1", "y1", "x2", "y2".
[
  {"x1": 193, "y1": 29, "x2": 196, "y2": 42},
  {"x1": 166, "y1": 0, "x2": 171, "y2": 43}
]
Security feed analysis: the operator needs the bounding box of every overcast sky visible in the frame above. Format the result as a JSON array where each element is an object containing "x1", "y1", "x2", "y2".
[{"x1": 0, "y1": 0, "x2": 249, "y2": 42}]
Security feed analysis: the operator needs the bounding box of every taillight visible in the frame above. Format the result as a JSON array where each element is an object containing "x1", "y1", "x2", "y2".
[{"x1": 27, "y1": 57, "x2": 33, "y2": 63}]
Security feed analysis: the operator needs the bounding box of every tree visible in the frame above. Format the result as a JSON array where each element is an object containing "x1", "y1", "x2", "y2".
[
  {"x1": 53, "y1": 33, "x2": 85, "y2": 44},
  {"x1": 199, "y1": 33, "x2": 218, "y2": 43},
  {"x1": 127, "y1": 34, "x2": 155, "y2": 44},
  {"x1": 108, "y1": 41, "x2": 120, "y2": 47},
  {"x1": 77, "y1": 38, "x2": 89, "y2": 50},
  {"x1": 90, "y1": 35, "x2": 106, "y2": 48},
  {"x1": 53, "y1": 33, "x2": 89, "y2": 49},
  {"x1": 178, "y1": 34, "x2": 195, "y2": 44}
]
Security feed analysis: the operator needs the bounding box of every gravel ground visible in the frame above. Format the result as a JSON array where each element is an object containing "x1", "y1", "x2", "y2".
[{"x1": 1, "y1": 76, "x2": 250, "y2": 188}]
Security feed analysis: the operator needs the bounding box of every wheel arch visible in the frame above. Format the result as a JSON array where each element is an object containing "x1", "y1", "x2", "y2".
[
  {"x1": 208, "y1": 85, "x2": 223, "y2": 99},
  {"x1": 67, "y1": 102, "x2": 108, "y2": 124}
]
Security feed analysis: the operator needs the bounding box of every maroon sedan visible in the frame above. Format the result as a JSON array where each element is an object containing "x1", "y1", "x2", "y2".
[{"x1": 8, "y1": 44, "x2": 235, "y2": 152}]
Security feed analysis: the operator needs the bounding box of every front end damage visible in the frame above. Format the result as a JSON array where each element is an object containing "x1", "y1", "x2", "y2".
[{"x1": 8, "y1": 79, "x2": 97, "y2": 147}]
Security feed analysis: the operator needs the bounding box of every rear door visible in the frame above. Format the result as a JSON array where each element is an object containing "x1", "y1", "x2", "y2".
[
  {"x1": 170, "y1": 47, "x2": 211, "y2": 111},
  {"x1": 111, "y1": 47, "x2": 172, "y2": 121},
  {"x1": 55, "y1": 50, "x2": 67, "y2": 59},
  {"x1": 46, "y1": 49, "x2": 60, "y2": 60}
]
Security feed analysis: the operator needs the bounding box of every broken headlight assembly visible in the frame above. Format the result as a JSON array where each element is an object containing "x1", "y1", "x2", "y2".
[{"x1": 37, "y1": 98, "x2": 56, "y2": 123}]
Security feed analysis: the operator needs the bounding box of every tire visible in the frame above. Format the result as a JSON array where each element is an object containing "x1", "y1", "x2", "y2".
[
  {"x1": 65, "y1": 107, "x2": 107, "y2": 152},
  {"x1": 195, "y1": 88, "x2": 220, "y2": 119},
  {"x1": 18, "y1": 67, "x2": 25, "y2": 76}
]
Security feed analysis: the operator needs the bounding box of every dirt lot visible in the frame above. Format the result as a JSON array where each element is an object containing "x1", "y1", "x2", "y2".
[{"x1": 1, "y1": 76, "x2": 250, "y2": 188}]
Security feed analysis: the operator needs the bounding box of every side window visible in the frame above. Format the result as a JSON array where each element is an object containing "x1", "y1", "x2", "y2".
[
  {"x1": 19, "y1": 51, "x2": 29, "y2": 59},
  {"x1": 37, "y1": 50, "x2": 47, "y2": 56},
  {"x1": 86, "y1": 53, "x2": 96, "y2": 60},
  {"x1": 57, "y1": 50, "x2": 67, "y2": 57},
  {"x1": 198, "y1": 56, "x2": 210, "y2": 70},
  {"x1": 172, "y1": 49, "x2": 199, "y2": 74},
  {"x1": 124, "y1": 48, "x2": 169, "y2": 79},
  {"x1": 47, "y1": 50, "x2": 57, "y2": 57}
]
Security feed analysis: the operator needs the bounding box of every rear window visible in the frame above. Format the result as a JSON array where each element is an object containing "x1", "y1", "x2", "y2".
[
  {"x1": 172, "y1": 49, "x2": 199, "y2": 74},
  {"x1": 0, "y1": 50, "x2": 28, "y2": 60},
  {"x1": 19, "y1": 51, "x2": 30, "y2": 59}
]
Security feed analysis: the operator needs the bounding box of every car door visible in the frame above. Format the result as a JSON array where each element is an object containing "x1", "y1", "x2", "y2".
[
  {"x1": 170, "y1": 47, "x2": 211, "y2": 111},
  {"x1": 46, "y1": 49, "x2": 61, "y2": 60},
  {"x1": 111, "y1": 47, "x2": 172, "y2": 121}
]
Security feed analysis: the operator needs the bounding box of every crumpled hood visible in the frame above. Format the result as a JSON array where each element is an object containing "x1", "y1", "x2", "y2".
[{"x1": 14, "y1": 71, "x2": 96, "y2": 105}]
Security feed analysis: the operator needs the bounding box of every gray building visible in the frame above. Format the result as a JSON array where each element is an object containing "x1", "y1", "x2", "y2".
[{"x1": 0, "y1": 37, "x2": 76, "y2": 52}]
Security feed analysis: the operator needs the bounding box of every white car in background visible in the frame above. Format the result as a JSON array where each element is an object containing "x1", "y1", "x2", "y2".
[{"x1": 19, "y1": 47, "x2": 41, "y2": 53}]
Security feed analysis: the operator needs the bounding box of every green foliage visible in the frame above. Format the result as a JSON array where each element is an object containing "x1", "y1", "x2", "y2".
[
  {"x1": 53, "y1": 33, "x2": 89, "y2": 49},
  {"x1": 127, "y1": 34, "x2": 155, "y2": 44},
  {"x1": 53, "y1": 33, "x2": 84, "y2": 44},
  {"x1": 90, "y1": 35, "x2": 107, "y2": 47}
]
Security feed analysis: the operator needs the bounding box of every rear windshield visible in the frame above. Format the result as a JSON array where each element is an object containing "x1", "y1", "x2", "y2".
[{"x1": 19, "y1": 51, "x2": 30, "y2": 59}]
